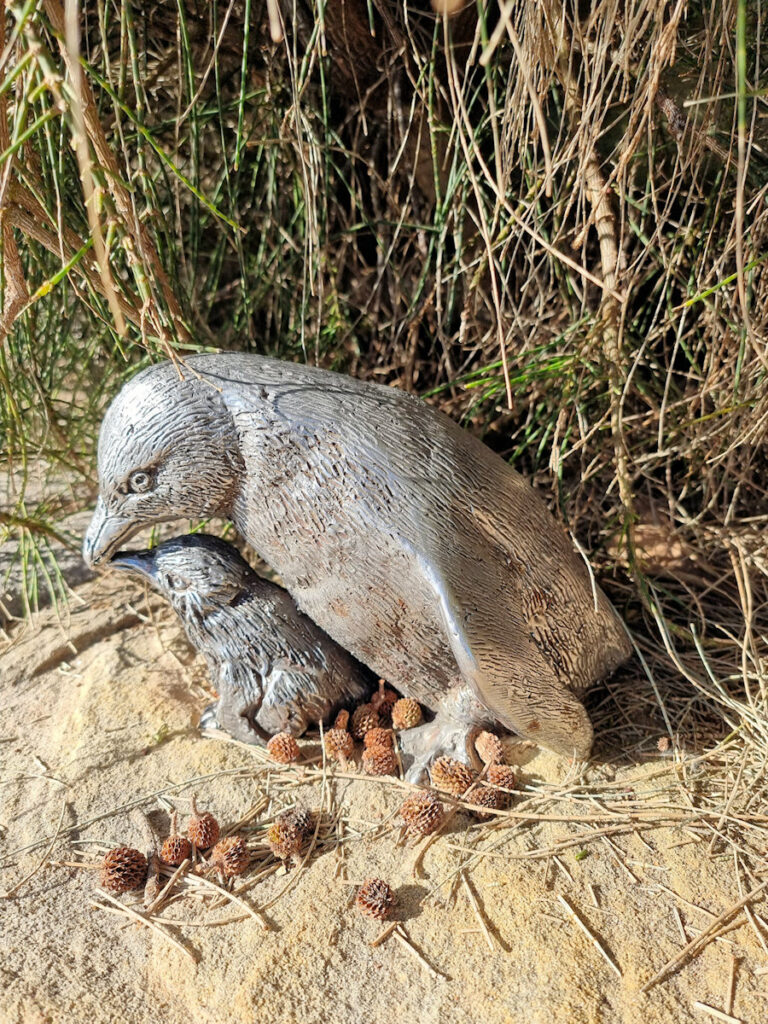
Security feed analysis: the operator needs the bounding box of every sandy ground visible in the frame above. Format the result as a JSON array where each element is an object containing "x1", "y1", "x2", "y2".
[{"x1": 2, "y1": 574, "x2": 768, "y2": 1024}]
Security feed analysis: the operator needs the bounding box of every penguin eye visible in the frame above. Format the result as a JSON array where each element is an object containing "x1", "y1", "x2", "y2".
[{"x1": 127, "y1": 470, "x2": 153, "y2": 494}]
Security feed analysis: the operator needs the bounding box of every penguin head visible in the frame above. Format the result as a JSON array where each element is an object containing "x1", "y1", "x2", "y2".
[
  {"x1": 83, "y1": 364, "x2": 244, "y2": 568},
  {"x1": 111, "y1": 534, "x2": 255, "y2": 620}
]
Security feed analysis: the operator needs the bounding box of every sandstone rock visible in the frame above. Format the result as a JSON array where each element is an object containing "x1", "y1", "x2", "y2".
[{"x1": 0, "y1": 577, "x2": 764, "y2": 1024}]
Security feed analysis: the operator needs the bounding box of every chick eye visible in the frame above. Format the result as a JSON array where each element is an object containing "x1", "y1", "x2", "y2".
[{"x1": 128, "y1": 470, "x2": 153, "y2": 494}]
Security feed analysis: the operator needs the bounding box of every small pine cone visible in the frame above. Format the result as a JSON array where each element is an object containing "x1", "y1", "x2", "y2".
[
  {"x1": 333, "y1": 710, "x2": 350, "y2": 730},
  {"x1": 356, "y1": 878, "x2": 396, "y2": 920},
  {"x1": 474, "y1": 730, "x2": 504, "y2": 766},
  {"x1": 362, "y1": 744, "x2": 398, "y2": 776},
  {"x1": 266, "y1": 808, "x2": 312, "y2": 860},
  {"x1": 487, "y1": 763, "x2": 517, "y2": 808},
  {"x1": 399, "y1": 791, "x2": 444, "y2": 836},
  {"x1": 210, "y1": 835, "x2": 250, "y2": 877},
  {"x1": 267, "y1": 732, "x2": 301, "y2": 764},
  {"x1": 487, "y1": 763, "x2": 517, "y2": 791},
  {"x1": 371, "y1": 681, "x2": 398, "y2": 723},
  {"x1": 100, "y1": 847, "x2": 148, "y2": 893},
  {"x1": 283, "y1": 806, "x2": 314, "y2": 840},
  {"x1": 267, "y1": 821, "x2": 299, "y2": 860},
  {"x1": 188, "y1": 809, "x2": 220, "y2": 850},
  {"x1": 160, "y1": 834, "x2": 192, "y2": 866},
  {"x1": 324, "y1": 728, "x2": 354, "y2": 763},
  {"x1": 364, "y1": 727, "x2": 394, "y2": 749},
  {"x1": 466, "y1": 784, "x2": 501, "y2": 820},
  {"x1": 429, "y1": 756, "x2": 475, "y2": 796},
  {"x1": 351, "y1": 703, "x2": 380, "y2": 740},
  {"x1": 391, "y1": 698, "x2": 423, "y2": 730}
]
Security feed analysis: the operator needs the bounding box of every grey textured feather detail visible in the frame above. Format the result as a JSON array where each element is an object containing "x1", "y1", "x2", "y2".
[
  {"x1": 85, "y1": 354, "x2": 632, "y2": 761},
  {"x1": 111, "y1": 534, "x2": 370, "y2": 743}
]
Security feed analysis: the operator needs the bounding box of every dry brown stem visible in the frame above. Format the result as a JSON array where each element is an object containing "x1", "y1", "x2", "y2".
[
  {"x1": 42, "y1": 0, "x2": 191, "y2": 346},
  {"x1": 0, "y1": 11, "x2": 29, "y2": 342},
  {"x1": 556, "y1": 38, "x2": 633, "y2": 518},
  {"x1": 641, "y1": 879, "x2": 768, "y2": 992}
]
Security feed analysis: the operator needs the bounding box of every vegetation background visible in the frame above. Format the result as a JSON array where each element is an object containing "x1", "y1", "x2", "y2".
[{"x1": 1, "y1": 0, "x2": 767, "y2": 836}]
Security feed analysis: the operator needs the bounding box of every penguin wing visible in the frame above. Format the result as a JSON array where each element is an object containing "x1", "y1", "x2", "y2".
[
  {"x1": 405, "y1": 444, "x2": 630, "y2": 759},
  {"x1": 411, "y1": 542, "x2": 594, "y2": 758}
]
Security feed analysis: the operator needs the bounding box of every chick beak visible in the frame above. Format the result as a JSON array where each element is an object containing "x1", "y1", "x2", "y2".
[{"x1": 109, "y1": 549, "x2": 158, "y2": 583}]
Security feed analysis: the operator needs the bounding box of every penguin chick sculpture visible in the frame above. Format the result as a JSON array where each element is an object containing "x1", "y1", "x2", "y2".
[
  {"x1": 111, "y1": 533, "x2": 370, "y2": 741},
  {"x1": 83, "y1": 354, "x2": 631, "y2": 773}
]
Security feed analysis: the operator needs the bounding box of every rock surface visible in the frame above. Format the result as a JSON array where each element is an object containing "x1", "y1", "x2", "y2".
[{"x1": 1, "y1": 575, "x2": 766, "y2": 1024}]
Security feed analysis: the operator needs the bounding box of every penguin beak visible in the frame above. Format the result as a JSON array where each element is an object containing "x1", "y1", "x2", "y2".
[
  {"x1": 109, "y1": 549, "x2": 158, "y2": 582},
  {"x1": 83, "y1": 496, "x2": 142, "y2": 568}
]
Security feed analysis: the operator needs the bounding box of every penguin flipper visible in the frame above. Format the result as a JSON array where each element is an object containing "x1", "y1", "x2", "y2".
[{"x1": 417, "y1": 553, "x2": 594, "y2": 760}]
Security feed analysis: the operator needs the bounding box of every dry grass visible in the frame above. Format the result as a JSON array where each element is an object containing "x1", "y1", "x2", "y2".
[{"x1": 1, "y1": 0, "x2": 767, "y2": 924}]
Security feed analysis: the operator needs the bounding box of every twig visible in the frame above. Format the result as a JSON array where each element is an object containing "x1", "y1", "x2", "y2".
[
  {"x1": 144, "y1": 858, "x2": 191, "y2": 915},
  {"x1": 0, "y1": 10, "x2": 30, "y2": 343},
  {"x1": 743, "y1": 904, "x2": 768, "y2": 957},
  {"x1": 557, "y1": 894, "x2": 621, "y2": 978},
  {"x1": 393, "y1": 925, "x2": 447, "y2": 980},
  {"x1": 655, "y1": 90, "x2": 732, "y2": 164},
  {"x1": 641, "y1": 880, "x2": 768, "y2": 992},
  {"x1": 462, "y1": 872, "x2": 496, "y2": 952},
  {"x1": 725, "y1": 955, "x2": 739, "y2": 1016},
  {"x1": 553, "y1": 856, "x2": 574, "y2": 885},
  {"x1": 655, "y1": 883, "x2": 717, "y2": 920},
  {"x1": 692, "y1": 1003, "x2": 742, "y2": 1024},
  {"x1": 601, "y1": 836, "x2": 639, "y2": 885},
  {"x1": 45, "y1": 860, "x2": 101, "y2": 869},
  {"x1": 370, "y1": 920, "x2": 399, "y2": 947},
  {"x1": 672, "y1": 906, "x2": 688, "y2": 945},
  {"x1": 151, "y1": 914, "x2": 249, "y2": 927},
  {"x1": 92, "y1": 888, "x2": 197, "y2": 962},
  {"x1": 556, "y1": 36, "x2": 633, "y2": 516},
  {"x1": 1, "y1": 798, "x2": 68, "y2": 899},
  {"x1": 189, "y1": 873, "x2": 269, "y2": 930},
  {"x1": 129, "y1": 808, "x2": 161, "y2": 908}
]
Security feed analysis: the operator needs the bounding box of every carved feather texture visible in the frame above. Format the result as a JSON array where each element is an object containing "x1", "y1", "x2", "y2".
[{"x1": 113, "y1": 534, "x2": 369, "y2": 743}]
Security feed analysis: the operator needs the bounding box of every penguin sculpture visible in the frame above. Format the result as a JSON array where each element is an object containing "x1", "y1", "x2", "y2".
[
  {"x1": 110, "y1": 533, "x2": 371, "y2": 742},
  {"x1": 83, "y1": 354, "x2": 631, "y2": 774}
]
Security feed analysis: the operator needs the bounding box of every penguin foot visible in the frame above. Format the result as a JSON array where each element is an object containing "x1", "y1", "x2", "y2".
[
  {"x1": 398, "y1": 717, "x2": 476, "y2": 784},
  {"x1": 199, "y1": 700, "x2": 269, "y2": 745},
  {"x1": 199, "y1": 702, "x2": 222, "y2": 733}
]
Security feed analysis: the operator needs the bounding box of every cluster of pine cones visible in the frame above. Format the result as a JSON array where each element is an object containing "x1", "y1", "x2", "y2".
[
  {"x1": 427, "y1": 732, "x2": 518, "y2": 820},
  {"x1": 394, "y1": 734, "x2": 518, "y2": 837},
  {"x1": 99, "y1": 709, "x2": 520, "y2": 942},
  {"x1": 100, "y1": 797, "x2": 322, "y2": 895},
  {"x1": 261, "y1": 688, "x2": 520, "y2": 918},
  {"x1": 265, "y1": 682, "x2": 519, "y2": 831},
  {"x1": 352, "y1": 732, "x2": 520, "y2": 921},
  {"x1": 99, "y1": 799, "x2": 249, "y2": 894},
  {"x1": 266, "y1": 680, "x2": 423, "y2": 779}
]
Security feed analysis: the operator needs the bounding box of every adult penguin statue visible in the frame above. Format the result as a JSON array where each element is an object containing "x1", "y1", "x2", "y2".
[
  {"x1": 83, "y1": 354, "x2": 631, "y2": 776},
  {"x1": 110, "y1": 534, "x2": 371, "y2": 742}
]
